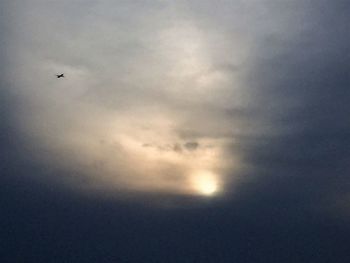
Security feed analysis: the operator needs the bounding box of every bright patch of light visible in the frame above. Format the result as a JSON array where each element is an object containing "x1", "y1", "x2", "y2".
[{"x1": 191, "y1": 170, "x2": 219, "y2": 196}]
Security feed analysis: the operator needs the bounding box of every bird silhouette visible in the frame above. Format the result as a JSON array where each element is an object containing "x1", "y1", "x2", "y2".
[{"x1": 56, "y1": 73, "x2": 64, "y2": 78}]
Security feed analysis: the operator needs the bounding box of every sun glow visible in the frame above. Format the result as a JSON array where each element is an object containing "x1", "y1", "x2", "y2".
[{"x1": 191, "y1": 170, "x2": 220, "y2": 196}]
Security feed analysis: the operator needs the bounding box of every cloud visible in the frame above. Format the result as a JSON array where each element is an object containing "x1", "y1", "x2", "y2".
[
  {"x1": 184, "y1": 141, "x2": 199, "y2": 151},
  {"x1": 229, "y1": 0, "x2": 350, "y2": 214},
  {"x1": 3, "y1": 0, "x2": 350, "y2": 211},
  {"x1": 2, "y1": 2, "x2": 350, "y2": 262}
]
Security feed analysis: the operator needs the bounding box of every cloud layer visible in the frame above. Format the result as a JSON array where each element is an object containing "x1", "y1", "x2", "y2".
[{"x1": 3, "y1": 0, "x2": 350, "y2": 208}]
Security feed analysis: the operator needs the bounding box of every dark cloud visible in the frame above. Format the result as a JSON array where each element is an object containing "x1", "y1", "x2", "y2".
[
  {"x1": 229, "y1": 0, "x2": 350, "y2": 215},
  {"x1": 173, "y1": 142, "x2": 183, "y2": 153},
  {"x1": 184, "y1": 141, "x2": 199, "y2": 151}
]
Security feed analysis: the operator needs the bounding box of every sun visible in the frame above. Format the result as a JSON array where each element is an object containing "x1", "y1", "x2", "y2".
[
  {"x1": 198, "y1": 179, "x2": 218, "y2": 196},
  {"x1": 191, "y1": 170, "x2": 220, "y2": 196}
]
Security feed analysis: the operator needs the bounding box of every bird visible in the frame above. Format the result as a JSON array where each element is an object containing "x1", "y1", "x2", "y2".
[{"x1": 56, "y1": 73, "x2": 64, "y2": 78}]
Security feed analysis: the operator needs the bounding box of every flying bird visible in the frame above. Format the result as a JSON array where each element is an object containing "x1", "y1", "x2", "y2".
[{"x1": 56, "y1": 73, "x2": 64, "y2": 78}]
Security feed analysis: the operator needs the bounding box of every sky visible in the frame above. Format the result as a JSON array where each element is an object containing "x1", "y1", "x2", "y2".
[{"x1": 1, "y1": 0, "x2": 350, "y2": 262}]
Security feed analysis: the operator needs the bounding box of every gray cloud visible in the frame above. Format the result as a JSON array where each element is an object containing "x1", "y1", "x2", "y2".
[
  {"x1": 2, "y1": 0, "x2": 350, "y2": 211},
  {"x1": 229, "y1": 0, "x2": 350, "y2": 214},
  {"x1": 184, "y1": 141, "x2": 199, "y2": 151},
  {"x1": 2, "y1": 2, "x2": 350, "y2": 262}
]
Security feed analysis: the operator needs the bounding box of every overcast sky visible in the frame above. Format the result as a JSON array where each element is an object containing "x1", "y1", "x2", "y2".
[{"x1": 1, "y1": 1, "x2": 350, "y2": 262}]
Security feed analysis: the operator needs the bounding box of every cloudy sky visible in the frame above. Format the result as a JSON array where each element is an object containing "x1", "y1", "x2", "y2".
[{"x1": 1, "y1": 0, "x2": 350, "y2": 262}]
